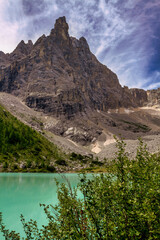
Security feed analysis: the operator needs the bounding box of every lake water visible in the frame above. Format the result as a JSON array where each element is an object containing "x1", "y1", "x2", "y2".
[{"x1": 0, "y1": 173, "x2": 92, "y2": 239}]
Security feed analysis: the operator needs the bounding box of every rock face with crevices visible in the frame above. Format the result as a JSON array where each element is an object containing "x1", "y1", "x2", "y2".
[
  {"x1": 0, "y1": 16, "x2": 159, "y2": 145},
  {"x1": 0, "y1": 17, "x2": 148, "y2": 118},
  {"x1": 147, "y1": 88, "x2": 160, "y2": 107}
]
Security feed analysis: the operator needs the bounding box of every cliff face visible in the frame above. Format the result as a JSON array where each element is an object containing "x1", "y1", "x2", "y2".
[
  {"x1": 0, "y1": 17, "x2": 148, "y2": 119},
  {"x1": 1, "y1": 16, "x2": 159, "y2": 145},
  {"x1": 0, "y1": 51, "x2": 9, "y2": 69},
  {"x1": 147, "y1": 88, "x2": 160, "y2": 107}
]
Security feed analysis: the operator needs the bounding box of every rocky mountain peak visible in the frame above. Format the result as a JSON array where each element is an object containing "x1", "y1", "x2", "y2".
[
  {"x1": 15, "y1": 40, "x2": 26, "y2": 51},
  {"x1": 51, "y1": 16, "x2": 69, "y2": 42},
  {"x1": 55, "y1": 16, "x2": 69, "y2": 32},
  {"x1": 79, "y1": 37, "x2": 90, "y2": 51},
  {"x1": 0, "y1": 51, "x2": 9, "y2": 69},
  {"x1": 0, "y1": 16, "x2": 153, "y2": 119},
  {"x1": 0, "y1": 16, "x2": 160, "y2": 146},
  {"x1": 11, "y1": 39, "x2": 33, "y2": 60},
  {"x1": 27, "y1": 40, "x2": 33, "y2": 50},
  {"x1": 0, "y1": 51, "x2": 5, "y2": 57}
]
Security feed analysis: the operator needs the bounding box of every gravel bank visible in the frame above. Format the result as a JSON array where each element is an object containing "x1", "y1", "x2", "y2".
[{"x1": 97, "y1": 134, "x2": 160, "y2": 160}]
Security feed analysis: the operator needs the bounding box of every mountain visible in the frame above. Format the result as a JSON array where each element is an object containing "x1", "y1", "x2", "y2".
[
  {"x1": 0, "y1": 17, "x2": 147, "y2": 112},
  {"x1": 0, "y1": 16, "x2": 160, "y2": 153}
]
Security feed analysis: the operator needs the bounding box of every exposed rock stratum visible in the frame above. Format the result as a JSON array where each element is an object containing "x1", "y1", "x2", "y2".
[{"x1": 0, "y1": 17, "x2": 160, "y2": 151}]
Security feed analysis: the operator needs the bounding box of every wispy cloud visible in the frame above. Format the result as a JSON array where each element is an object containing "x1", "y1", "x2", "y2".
[
  {"x1": 0, "y1": 0, "x2": 159, "y2": 90},
  {"x1": 0, "y1": 0, "x2": 20, "y2": 53}
]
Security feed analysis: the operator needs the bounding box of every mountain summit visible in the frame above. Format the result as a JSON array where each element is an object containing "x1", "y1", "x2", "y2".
[
  {"x1": 0, "y1": 17, "x2": 159, "y2": 146},
  {"x1": 53, "y1": 16, "x2": 70, "y2": 40},
  {"x1": 0, "y1": 17, "x2": 147, "y2": 116}
]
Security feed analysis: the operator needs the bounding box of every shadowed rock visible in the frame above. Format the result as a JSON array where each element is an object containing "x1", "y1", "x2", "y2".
[{"x1": 0, "y1": 16, "x2": 159, "y2": 145}]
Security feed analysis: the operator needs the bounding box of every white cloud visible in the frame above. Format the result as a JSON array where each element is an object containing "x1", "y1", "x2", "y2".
[
  {"x1": 146, "y1": 82, "x2": 160, "y2": 90},
  {"x1": 99, "y1": 0, "x2": 109, "y2": 16},
  {"x1": 143, "y1": 72, "x2": 160, "y2": 90},
  {"x1": 0, "y1": 0, "x2": 20, "y2": 53}
]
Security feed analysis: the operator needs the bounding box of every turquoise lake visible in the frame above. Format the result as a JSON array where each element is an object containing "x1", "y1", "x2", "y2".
[{"x1": 0, "y1": 173, "x2": 92, "y2": 239}]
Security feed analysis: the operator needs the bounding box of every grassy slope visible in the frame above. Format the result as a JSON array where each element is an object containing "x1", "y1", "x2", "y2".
[
  {"x1": 0, "y1": 104, "x2": 109, "y2": 173},
  {"x1": 0, "y1": 104, "x2": 65, "y2": 172}
]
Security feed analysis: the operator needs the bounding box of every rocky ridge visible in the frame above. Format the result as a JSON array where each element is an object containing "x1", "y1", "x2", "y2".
[
  {"x1": 0, "y1": 17, "x2": 148, "y2": 114},
  {"x1": 0, "y1": 16, "x2": 160, "y2": 149},
  {"x1": 147, "y1": 88, "x2": 160, "y2": 107}
]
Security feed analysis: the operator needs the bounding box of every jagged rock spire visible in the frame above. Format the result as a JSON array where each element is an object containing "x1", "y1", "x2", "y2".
[
  {"x1": 54, "y1": 16, "x2": 69, "y2": 34},
  {"x1": 50, "y1": 16, "x2": 69, "y2": 40}
]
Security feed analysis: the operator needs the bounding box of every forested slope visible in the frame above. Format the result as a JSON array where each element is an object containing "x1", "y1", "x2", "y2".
[{"x1": 0, "y1": 104, "x2": 63, "y2": 172}]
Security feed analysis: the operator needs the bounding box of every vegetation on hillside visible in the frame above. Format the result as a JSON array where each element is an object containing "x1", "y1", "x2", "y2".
[
  {"x1": 0, "y1": 104, "x2": 108, "y2": 172},
  {"x1": 0, "y1": 138, "x2": 159, "y2": 239},
  {"x1": 0, "y1": 104, "x2": 64, "y2": 172}
]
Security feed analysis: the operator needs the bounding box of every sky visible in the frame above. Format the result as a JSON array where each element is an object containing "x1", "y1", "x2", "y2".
[{"x1": 0, "y1": 0, "x2": 160, "y2": 90}]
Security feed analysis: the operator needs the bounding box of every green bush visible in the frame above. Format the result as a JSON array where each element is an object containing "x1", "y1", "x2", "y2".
[
  {"x1": 0, "y1": 138, "x2": 160, "y2": 239},
  {"x1": 46, "y1": 165, "x2": 56, "y2": 172},
  {"x1": 26, "y1": 160, "x2": 32, "y2": 168},
  {"x1": 2, "y1": 161, "x2": 8, "y2": 169},
  {"x1": 70, "y1": 152, "x2": 84, "y2": 161},
  {"x1": 55, "y1": 159, "x2": 68, "y2": 166},
  {"x1": 92, "y1": 160, "x2": 104, "y2": 166}
]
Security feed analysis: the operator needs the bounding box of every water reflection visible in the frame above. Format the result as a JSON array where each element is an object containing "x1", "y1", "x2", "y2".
[{"x1": 0, "y1": 173, "x2": 92, "y2": 239}]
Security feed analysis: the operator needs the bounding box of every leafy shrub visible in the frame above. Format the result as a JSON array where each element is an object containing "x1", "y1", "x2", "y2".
[
  {"x1": 55, "y1": 159, "x2": 68, "y2": 166},
  {"x1": 70, "y1": 152, "x2": 84, "y2": 161},
  {"x1": 92, "y1": 160, "x2": 104, "y2": 166},
  {"x1": 26, "y1": 160, "x2": 32, "y2": 168},
  {"x1": 0, "y1": 138, "x2": 160, "y2": 239},
  {"x1": 2, "y1": 161, "x2": 8, "y2": 169},
  {"x1": 46, "y1": 165, "x2": 56, "y2": 172},
  {"x1": 12, "y1": 164, "x2": 18, "y2": 170},
  {"x1": 70, "y1": 152, "x2": 78, "y2": 159}
]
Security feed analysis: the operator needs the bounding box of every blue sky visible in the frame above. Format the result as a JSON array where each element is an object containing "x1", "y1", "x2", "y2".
[{"x1": 0, "y1": 0, "x2": 160, "y2": 90}]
